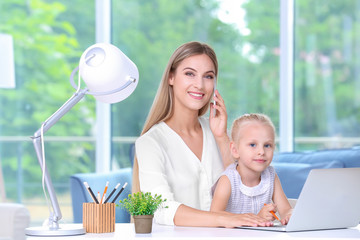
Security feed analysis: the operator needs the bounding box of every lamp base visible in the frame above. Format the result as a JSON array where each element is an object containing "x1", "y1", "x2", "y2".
[{"x1": 25, "y1": 224, "x2": 85, "y2": 236}]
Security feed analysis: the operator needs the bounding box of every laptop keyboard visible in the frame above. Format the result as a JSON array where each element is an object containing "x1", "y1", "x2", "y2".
[{"x1": 273, "y1": 222, "x2": 283, "y2": 227}]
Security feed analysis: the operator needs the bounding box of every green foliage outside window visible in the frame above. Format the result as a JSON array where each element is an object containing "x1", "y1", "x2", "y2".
[{"x1": 0, "y1": 0, "x2": 95, "y2": 200}]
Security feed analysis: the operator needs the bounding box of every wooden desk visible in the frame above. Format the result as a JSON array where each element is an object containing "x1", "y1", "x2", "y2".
[{"x1": 26, "y1": 223, "x2": 360, "y2": 239}]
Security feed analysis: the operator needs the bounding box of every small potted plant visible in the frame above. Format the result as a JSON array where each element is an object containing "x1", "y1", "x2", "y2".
[{"x1": 118, "y1": 192, "x2": 167, "y2": 233}]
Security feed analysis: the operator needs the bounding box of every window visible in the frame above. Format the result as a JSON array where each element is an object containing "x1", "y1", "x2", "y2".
[
  {"x1": 110, "y1": 0, "x2": 281, "y2": 169},
  {"x1": 0, "y1": 0, "x2": 95, "y2": 224},
  {"x1": 294, "y1": 0, "x2": 360, "y2": 150}
]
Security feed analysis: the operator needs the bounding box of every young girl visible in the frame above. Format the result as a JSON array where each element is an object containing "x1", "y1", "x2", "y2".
[
  {"x1": 211, "y1": 113, "x2": 292, "y2": 225},
  {"x1": 133, "y1": 42, "x2": 272, "y2": 227}
]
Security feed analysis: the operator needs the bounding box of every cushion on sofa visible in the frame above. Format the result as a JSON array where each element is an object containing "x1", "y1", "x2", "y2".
[
  {"x1": 272, "y1": 160, "x2": 344, "y2": 199},
  {"x1": 273, "y1": 148, "x2": 360, "y2": 167}
]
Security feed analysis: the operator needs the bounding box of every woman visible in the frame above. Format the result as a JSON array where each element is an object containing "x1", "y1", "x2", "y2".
[{"x1": 133, "y1": 41, "x2": 272, "y2": 228}]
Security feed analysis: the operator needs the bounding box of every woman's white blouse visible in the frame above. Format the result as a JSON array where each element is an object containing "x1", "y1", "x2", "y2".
[{"x1": 135, "y1": 117, "x2": 224, "y2": 225}]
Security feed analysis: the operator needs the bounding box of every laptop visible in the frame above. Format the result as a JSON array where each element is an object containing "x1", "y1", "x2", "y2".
[{"x1": 240, "y1": 168, "x2": 360, "y2": 232}]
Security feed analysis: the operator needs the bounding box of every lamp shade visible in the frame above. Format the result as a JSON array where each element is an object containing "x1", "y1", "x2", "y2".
[{"x1": 79, "y1": 43, "x2": 139, "y2": 103}]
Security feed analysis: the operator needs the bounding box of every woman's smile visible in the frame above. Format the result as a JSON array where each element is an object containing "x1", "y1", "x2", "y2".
[{"x1": 188, "y1": 91, "x2": 205, "y2": 99}]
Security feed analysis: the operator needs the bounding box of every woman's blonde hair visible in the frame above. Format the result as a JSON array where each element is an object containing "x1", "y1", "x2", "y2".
[
  {"x1": 230, "y1": 113, "x2": 276, "y2": 144},
  {"x1": 132, "y1": 41, "x2": 218, "y2": 193}
]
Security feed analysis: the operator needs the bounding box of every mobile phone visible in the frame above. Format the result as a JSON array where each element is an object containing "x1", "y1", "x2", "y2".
[{"x1": 213, "y1": 77, "x2": 217, "y2": 117}]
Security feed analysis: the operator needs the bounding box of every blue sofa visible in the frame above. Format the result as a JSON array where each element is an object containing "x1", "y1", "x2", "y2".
[{"x1": 271, "y1": 147, "x2": 360, "y2": 199}]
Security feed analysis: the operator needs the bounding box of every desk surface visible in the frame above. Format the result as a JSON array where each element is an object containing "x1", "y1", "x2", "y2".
[{"x1": 26, "y1": 223, "x2": 360, "y2": 240}]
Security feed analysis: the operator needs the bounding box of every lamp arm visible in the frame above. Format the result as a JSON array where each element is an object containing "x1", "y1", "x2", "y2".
[{"x1": 32, "y1": 88, "x2": 88, "y2": 228}]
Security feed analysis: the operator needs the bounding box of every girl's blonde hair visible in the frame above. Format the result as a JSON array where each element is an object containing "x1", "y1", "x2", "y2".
[
  {"x1": 230, "y1": 113, "x2": 276, "y2": 144},
  {"x1": 132, "y1": 41, "x2": 218, "y2": 193}
]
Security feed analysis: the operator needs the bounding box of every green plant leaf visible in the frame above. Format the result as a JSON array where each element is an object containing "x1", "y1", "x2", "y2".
[{"x1": 118, "y1": 192, "x2": 167, "y2": 216}]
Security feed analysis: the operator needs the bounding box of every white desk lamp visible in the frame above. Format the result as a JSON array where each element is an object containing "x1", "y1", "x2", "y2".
[{"x1": 25, "y1": 43, "x2": 139, "y2": 236}]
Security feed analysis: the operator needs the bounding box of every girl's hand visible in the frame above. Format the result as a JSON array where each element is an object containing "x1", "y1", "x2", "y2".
[
  {"x1": 258, "y1": 203, "x2": 278, "y2": 221},
  {"x1": 280, "y1": 210, "x2": 292, "y2": 225},
  {"x1": 209, "y1": 89, "x2": 227, "y2": 139}
]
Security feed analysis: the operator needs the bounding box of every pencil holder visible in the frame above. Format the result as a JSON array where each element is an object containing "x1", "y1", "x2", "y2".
[{"x1": 83, "y1": 202, "x2": 115, "y2": 233}]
